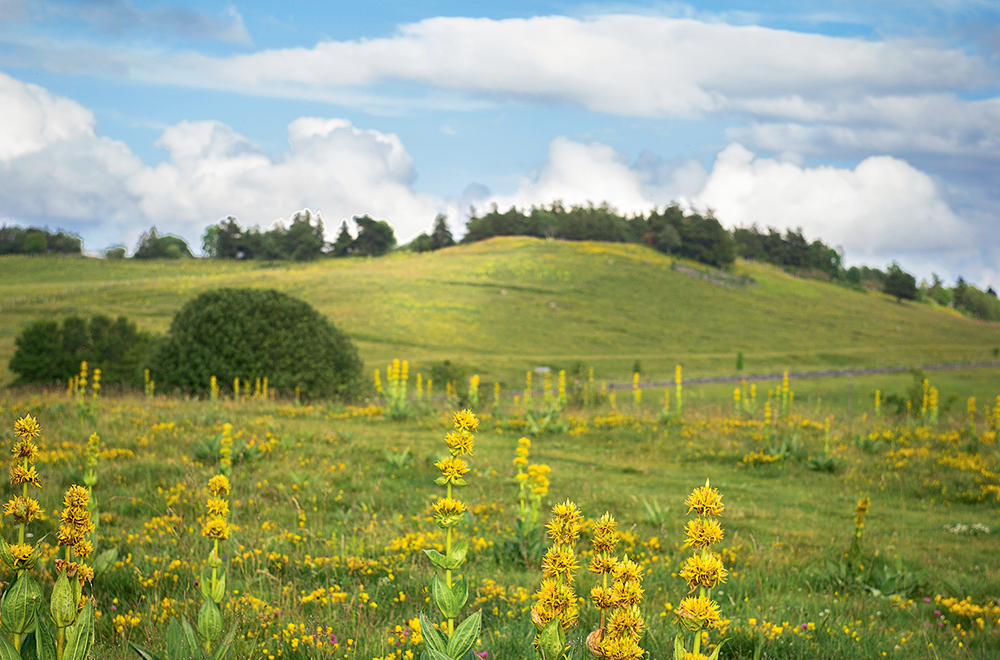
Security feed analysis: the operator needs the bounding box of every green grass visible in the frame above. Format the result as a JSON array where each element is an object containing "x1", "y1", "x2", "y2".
[
  {"x1": 2, "y1": 385, "x2": 998, "y2": 660},
  {"x1": 1, "y1": 238, "x2": 998, "y2": 389}
]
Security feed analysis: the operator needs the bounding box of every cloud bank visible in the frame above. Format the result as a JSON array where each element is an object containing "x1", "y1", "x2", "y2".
[{"x1": 0, "y1": 69, "x2": 992, "y2": 286}]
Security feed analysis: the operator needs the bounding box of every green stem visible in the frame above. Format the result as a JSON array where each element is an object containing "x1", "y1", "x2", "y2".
[
  {"x1": 693, "y1": 585, "x2": 707, "y2": 655},
  {"x1": 445, "y1": 483, "x2": 454, "y2": 638},
  {"x1": 57, "y1": 629, "x2": 65, "y2": 660}
]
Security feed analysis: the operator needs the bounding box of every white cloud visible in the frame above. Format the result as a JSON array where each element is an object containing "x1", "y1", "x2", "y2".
[
  {"x1": 479, "y1": 137, "x2": 706, "y2": 214},
  {"x1": 160, "y1": 15, "x2": 989, "y2": 118},
  {"x1": 693, "y1": 144, "x2": 973, "y2": 255},
  {"x1": 0, "y1": 71, "x2": 447, "y2": 249}
]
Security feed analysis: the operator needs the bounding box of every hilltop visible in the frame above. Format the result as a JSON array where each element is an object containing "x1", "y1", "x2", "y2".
[{"x1": 0, "y1": 237, "x2": 996, "y2": 386}]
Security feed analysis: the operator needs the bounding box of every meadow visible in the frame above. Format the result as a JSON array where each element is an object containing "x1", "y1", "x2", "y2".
[
  {"x1": 1, "y1": 365, "x2": 998, "y2": 660},
  {"x1": 1, "y1": 238, "x2": 999, "y2": 659},
  {"x1": 2, "y1": 237, "x2": 998, "y2": 388}
]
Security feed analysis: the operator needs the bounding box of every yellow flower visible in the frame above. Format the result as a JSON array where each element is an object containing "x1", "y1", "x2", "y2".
[
  {"x1": 541, "y1": 545, "x2": 579, "y2": 579},
  {"x1": 682, "y1": 518, "x2": 724, "y2": 549},
  {"x1": 518, "y1": 437, "x2": 531, "y2": 448},
  {"x1": 589, "y1": 552, "x2": 619, "y2": 575},
  {"x1": 592, "y1": 512, "x2": 618, "y2": 553},
  {"x1": 546, "y1": 500, "x2": 583, "y2": 543},
  {"x1": 63, "y1": 484, "x2": 90, "y2": 509},
  {"x1": 206, "y1": 497, "x2": 230, "y2": 517},
  {"x1": 10, "y1": 465, "x2": 41, "y2": 488},
  {"x1": 444, "y1": 431, "x2": 475, "y2": 457},
  {"x1": 612, "y1": 578, "x2": 645, "y2": 608},
  {"x1": 679, "y1": 552, "x2": 728, "y2": 591},
  {"x1": 513, "y1": 456, "x2": 528, "y2": 467},
  {"x1": 11, "y1": 439, "x2": 39, "y2": 463},
  {"x1": 606, "y1": 604, "x2": 646, "y2": 639},
  {"x1": 591, "y1": 584, "x2": 617, "y2": 609},
  {"x1": 676, "y1": 595, "x2": 722, "y2": 631},
  {"x1": 685, "y1": 481, "x2": 725, "y2": 517},
  {"x1": 13, "y1": 415, "x2": 41, "y2": 440},
  {"x1": 4, "y1": 495, "x2": 41, "y2": 524},
  {"x1": 453, "y1": 409, "x2": 479, "y2": 432},
  {"x1": 599, "y1": 635, "x2": 644, "y2": 660},
  {"x1": 612, "y1": 556, "x2": 642, "y2": 585},
  {"x1": 8, "y1": 543, "x2": 36, "y2": 570},
  {"x1": 434, "y1": 456, "x2": 470, "y2": 484},
  {"x1": 208, "y1": 475, "x2": 231, "y2": 497},
  {"x1": 432, "y1": 497, "x2": 466, "y2": 527},
  {"x1": 202, "y1": 518, "x2": 231, "y2": 540}
]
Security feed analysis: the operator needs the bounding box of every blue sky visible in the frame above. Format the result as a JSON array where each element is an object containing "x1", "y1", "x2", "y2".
[{"x1": 1, "y1": 0, "x2": 999, "y2": 286}]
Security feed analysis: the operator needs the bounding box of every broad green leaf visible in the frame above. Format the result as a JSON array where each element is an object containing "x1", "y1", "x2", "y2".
[
  {"x1": 198, "y1": 600, "x2": 222, "y2": 646},
  {"x1": 212, "y1": 624, "x2": 238, "y2": 660},
  {"x1": 0, "y1": 633, "x2": 22, "y2": 660},
  {"x1": 93, "y1": 548, "x2": 119, "y2": 577},
  {"x1": 166, "y1": 618, "x2": 186, "y2": 660},
  {"x1": 1, "y1": 572, "x2": 42, "y2": 635},
  {"x1": 707, "y1": 639, "x2": 728, "y2": 660},
  {"x1": 450, "y1": 576, "x2": 469, "y2": 612},
  {"x1": 49, "y1": 570, "x2": 77, "y2": 628},
  {"x1": 431, "y1": 575, "x2": 459, "y2": 619},
  {"x1": 63, "y1": 600, "x2": 94, "y2": 660},
  {"x1": 418, "y1": 614, "x2": 447, "y2": 654},
  {"x1": 447, "y1": 540, "x2": 468, "y2": 567},
  {"x1": 673, "y1": 633, "x2": 686, "y2": 660},
  {"x1": 446, "y1": 611, "x2": 481, "y2": 660},
  {"x1": 128, "y1": 642, "x2": 166, "y2": 660},
  {"x1": 537, "y1": 618, "x2": 564, "y2": 660},
  {"x1": 199, "y1": 575, "x2": 212, "y2": 601},
  {"x1": 211, "y1": 572, "x2": 227, "y2": 605},
  {"x1": 179, "y1": 617, "x2": 202, "y2": 658},
  {"x1": 32, "y1": 607, "x2": 57, "y2": 660},
  {"x1": 424, "y1": 650, "x2": 451, "y2": 660},
  {"x1": 423, "y1": 549, "x2": 451, "y2": 571}
]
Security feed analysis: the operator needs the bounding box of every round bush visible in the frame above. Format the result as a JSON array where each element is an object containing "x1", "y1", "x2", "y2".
[{"x1": 147, "y1": 288, "x2": 362, "y2": 399}]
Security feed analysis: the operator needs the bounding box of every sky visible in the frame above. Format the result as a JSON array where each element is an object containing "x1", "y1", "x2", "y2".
[{"x1": 0, "y1": 1, "x2": 999, "y2": 286}]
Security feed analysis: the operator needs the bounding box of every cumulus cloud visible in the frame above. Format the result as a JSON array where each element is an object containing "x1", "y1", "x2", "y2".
[
  {"x1": 0, "y1": 71, "x2": 446, "y2": 250},
  {"x1": 693, "y1": 144, "x2": 973, "y2": 255},
  {"x1": 479, "y1": 137, "x2": 707, "y2": 214}
]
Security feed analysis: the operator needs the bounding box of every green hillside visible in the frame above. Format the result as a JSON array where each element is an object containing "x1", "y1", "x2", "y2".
[{"x1": 0, "y1": 237, "x2": 997, "y2": 387}]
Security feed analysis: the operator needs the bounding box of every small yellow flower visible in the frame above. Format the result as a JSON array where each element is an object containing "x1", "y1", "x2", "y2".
[
  {"x1": 206, "y1": 497, "x2": 230, "y2": 517},
  {"x1": 208, "y1": 475, "x2": 231, "y2": 497},
  {"x1": 8, "y1": 543, "x2": 36, "y2": 569},
  {"x1": 606, "y1": 604, "x2": 646, "y2": 639},
  {"x1": 453, "y1": 409, "x2": 479, "y2": 432},
  {"x1": 63, "y1": 484, "x2": 90, "y2": 509},
  {"x1": 434, "y1": 456, "x2": 470, "y2": 484},
  {"x1": 10, "y1": 465, "x2": 41, "y2": 488},
  {"x1": 592, "y1": 512, "x2": 618, "y2": 553},
  {"x1": 679, "y1": 552, "x2": 728, "y2": 591},
  {"x1": 612, "y1": 556, "x2": 642, "y2": 585},
  {"x1": 591, "y1": 584, "x2": 617, "y2": 609},
  {"x1": 518, "y1": 437, "x2": 531, "y2": 448},
  {"x1": 676, "y1": 595, "x2": 722, "y2": 631},
  {"x1": 599, "y1": 634, "x2": 645, "y2": 660},
  {"x1": 11, "y1": 439, "x2": 39, "y2": 463},
  {"x1": 4, "y1": 495, "x2": 41, "y2": 524},
  {"x1": 541, "y1": 545, "x2": 579, "y2": 579},
  {"x1": 589, "y1": 552, "x2": 619, "y2": 575},
  {"x1": 685, "y1": 481, "x2": 725, "y2": 517},
  {"x1": 431, "y1": 497, "x2": 466, "y2": 527},
  {"x1": 444, "y1": 431, "x2": 475, "y2": 457},
  {"x1": 13, "y1": 415, "x2": 41, "y2": 440},
  {"x1": 682, "y1": 518, "x2": 724, "y2": 550},
  {"x1": 202, "y1": 518, "x2": 231, "y2": 540}
]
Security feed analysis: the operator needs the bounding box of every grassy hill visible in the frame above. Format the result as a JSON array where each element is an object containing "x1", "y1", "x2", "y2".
[{"x1": 1, "y1": 236, "x2": 997, "y2": 387}]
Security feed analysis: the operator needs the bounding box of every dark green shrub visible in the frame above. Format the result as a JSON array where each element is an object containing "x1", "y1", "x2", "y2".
[
  {"x1": 9, "y1": 315, "x2": 153, "y2": 385},
  {"x1": 146, "y1": 288, "x2": 362, "y2": 399}
]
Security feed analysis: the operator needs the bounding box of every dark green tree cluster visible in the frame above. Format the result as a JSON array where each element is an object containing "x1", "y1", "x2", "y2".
[
  {"x1": 462, "y1": 202, "x2": 735, "y2": 267},
  {"x1": 0, "y1": 226, "x2": 82, "y2": 255},
  {"x1": 146, "y1": 288, "x2": 363, "y2": 399},
  {"x1": 950, "y1": 278, "x2": 1000, "y2": 321},
  {"x1": 9, "y1": 315, "x2": 153, "y2": 386},
  {"x1": 134, "y1": 227, "x2": 194, "y2": 259},
  {"x1": 202, "y1": 211, "x2": 325, "y2": 260},
  {"x1": 732, "y1": 225, "x2": 842, "y2": 277},
  {"x1": 406, "y1": 215, "x2": 456, "y2": 253},
  {"x1": 202, "y1": 212, "x2": 396, "y2": 260},
  {"x1": 883, "y1": 262, "x2": 919, "y2": 301}
]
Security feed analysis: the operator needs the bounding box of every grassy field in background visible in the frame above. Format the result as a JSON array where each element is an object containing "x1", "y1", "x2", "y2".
[
  {"x1": 1, "y1": 237, "x2": 998, "y2": 389},
  {"x1": 1, "y1": 379, "x2": 998, "y2": 659}
]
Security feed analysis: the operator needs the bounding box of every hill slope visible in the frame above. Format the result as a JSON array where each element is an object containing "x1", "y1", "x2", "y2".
[{"x1": 0, "y1": 237, "x2": 996, "y2": 385}]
